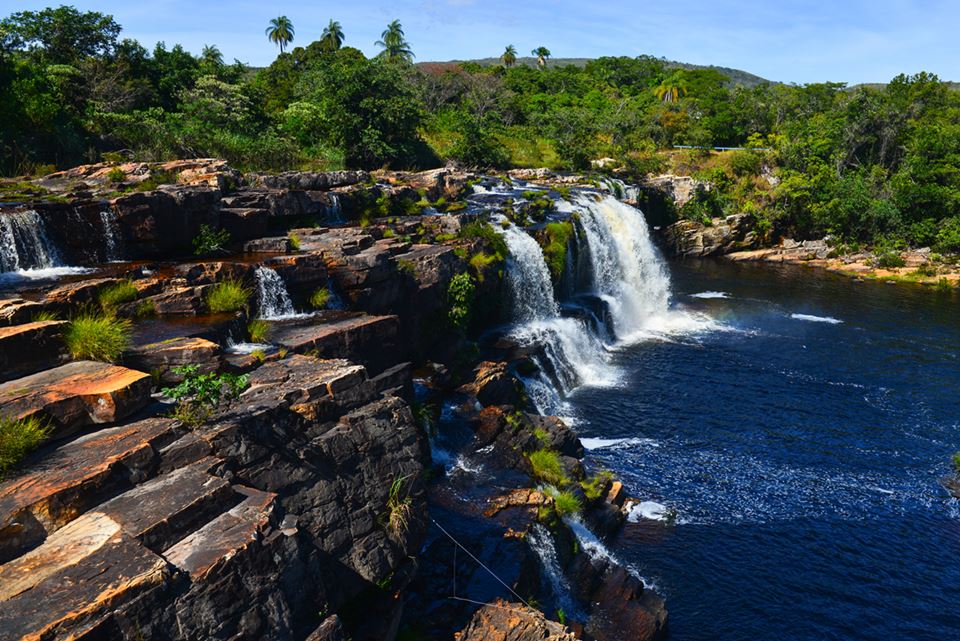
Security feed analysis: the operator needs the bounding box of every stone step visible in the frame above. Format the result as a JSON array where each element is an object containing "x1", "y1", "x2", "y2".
[
  {"x1": 163, "y1": 485, "x2": 276, "y2": 579},
  {"x1": 0, "y1": 360, "x2": 154, "y2": 441},
  {"x1": 0, "y1": 320, "x2": 68, "y2": 382},
  {"x1": 0, "y1": 511, "x2": 170, "y2": 641},
  {"x1": 265, "y1": 313, "x2": 400, "y2": 373},
  {"x1": 0, "y1": 417, "x2": 180, "y2": 563},
  {"x1": 95, "y1": 457, "x2": 235, "y2": 552},
  {"x1": 124, "y1": 335, "x2": 221, "y2": 384}
]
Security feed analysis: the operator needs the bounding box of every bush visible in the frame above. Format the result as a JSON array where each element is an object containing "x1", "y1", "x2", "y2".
[
  {"x1": 528, "y1": 448, "x2": 568, "y2": 486},
  {"x1": 193, "y1": 224, "x2": 231, "y2": 255},
  {"x1": 98, "y1": 280, "x2": 138, "y2": 310},
  {"x1": 447, "y1": 273, "x2": 476, "y2": 330},
  {"x1": 65, "y1": 313, "x2": 132, "y2": 362},
  {"x1": 459, "y1": 221, "x2": 508, "y2": 262},
  {"x1": 162, "y1": 365, "x2": 249, "y2": 426},
  {"x1": 309, "y1": 287, "x2": 331, "y2": 310},
  {"x1": 205, "y1": 280, "x2": 251, "y2": 313},
  {"x1": 0, "y1": 415, "x2": 51, "y2": 478},
  {"x1": 935, "y1": 217, "x2": 960, "y2": 253},
  {"x1": 728, "y1": 149, "x2": 762, "y2": 177},
  {"x1": 875, "y1": 250, "x2": 906, "y2": 269},
  {"x1": 247, "y1": 319, "x2": 269, "y2": 343},
  {"x1": 106, "y1": 166, "x2": 126, "y2": 182}
]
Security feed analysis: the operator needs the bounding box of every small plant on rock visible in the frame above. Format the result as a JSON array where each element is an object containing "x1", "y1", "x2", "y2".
[
  {"x1": 162, "y1": 365, "x2": 249, "y2": 426},
  {"x1": 446, "y1": 272, "x2": 476, "y2": 330},
  {"x1": 288, "y1": 232, "x2": 301, "y2": 251},
  {"x1": 205, "y1": 280, "x2": 251, "y2": 313},
  {"x1": 546, "y1": 487, "x2": 582, "y2": 518},
  {"x1": 106, "y1": 166, "x2": 126, "y2": 183},
  {"x1": 192, "y1": 224, "x2": 231, "y2": 255},
  {"x1": 386, "y1": 474, "x2": 413, "y2": 538},
  {"x1": 952, "y1": 451, "x2": 960, "y2": 475},
  {"x1": 98, "y1": 280, "x2": 138, "y2": 311},
  {"x1": 309, "y1": 287, "x2": 331, "y2": 310},
  {"x1": 247, "y1": 319, "x2": 269, "y2": 343},
  {"x1": 64, "y1": 312, "x2": 132, "y2": 362},
  {"x1": 0, "y1": 415, "x2": 51, "y2": 479}
]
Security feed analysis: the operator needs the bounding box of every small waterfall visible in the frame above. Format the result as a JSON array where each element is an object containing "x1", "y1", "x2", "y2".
[
  {"x1": 255, "y1": 266, "x2": 297, "y2": 319},
  {"x1": 326, "y1": 194, "x2": 343, "y2": 224},
  {"x1": 574, "y1": 194, "x2": 671, "y2": 339},
  {"x1": 99, "y1": 210, "x2": 123, "y2": 262},
  {"x1": 601, "y1": 177, "x2": 641, "y2": 202},
  {"x1": 0, "y1": 210, "x2": 62, "y2": 272},
  {"x1": 527, "y1": 524, "x2": 581, "y2": 617}
]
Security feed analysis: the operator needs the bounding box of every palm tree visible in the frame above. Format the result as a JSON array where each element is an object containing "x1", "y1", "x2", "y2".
[
  {"x1": 532, "y1": 46, "x2": 551, "y2": 69},
  {"x1": 201, "y1": 44, "x2": 223, "y2": 67},
  {"x1": 265, "y1": 16, "x2": 295, "y2": 54},
  {"x1": 653, "y1": 72, "x2": 688, "y2": 103},
  {"x1": 501, "y1": 45, "x2": 517, "y2": 68},
  {"x1": 320, "y1": 19, "x2": 344, "y2": 52},
  {"x1": 376, "y1": 20, "x2": 414, "y2": 62}
]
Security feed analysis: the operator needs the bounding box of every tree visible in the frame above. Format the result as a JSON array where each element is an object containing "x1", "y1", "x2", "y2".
[
  {"x1": 654, "y1": 71, "x2": 688, "y2": 103},
  {"x1": 0, "y1": 6, "x2": 121, "y2": 64},
  {"x1": 376, "y1": 20, "x2": 414, "y2": 63},
  {"x1": 320, "y1": 20, "x2": 344, "y2": 52},
  {"x1": 501, "y1": 45, "x2": 517, "y2": 68},
  {"x1": 265, "y1": 16, "x2": 294, "y2": 54},
  {"x1": 532, "y1": 46, "x2": 551, "y2": 69},
  {"x1": 201, "y1": 45, "x2": 223, "y2": 67}
]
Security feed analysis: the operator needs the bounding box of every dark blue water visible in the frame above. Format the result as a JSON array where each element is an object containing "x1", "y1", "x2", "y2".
[{"x1": 569, "y1": 259, "x2": 960, "y2": 641}]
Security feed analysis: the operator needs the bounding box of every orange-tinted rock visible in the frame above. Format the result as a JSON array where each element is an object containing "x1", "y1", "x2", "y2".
[
  {"x1": 0, "y1": 298, "x2": 44, "y2": 326},
  {"x1": 0, "y1": 320, "x2": 67, "y2": 382},
  {"x1": 0, "y1": 361, "x2": 153, "y2": 438},
  {"x1": 457, "y1": 600, "x2": 578, "y2": 641},
  {"x1": 266, "y1": 314, "x2": 400, "y2": 372},
  {"x1": 43, "y1": 277, "x2": 119, "y2": 308}
]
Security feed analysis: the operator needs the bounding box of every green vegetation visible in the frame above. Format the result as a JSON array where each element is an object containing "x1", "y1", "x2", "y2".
[
  {"x1": 192, "y1": 224, "x2": 230, "y2": 255},
  {"x1": 308, "y1": 287, "x2": 332, "y2": 309},
  {"x1": 205, "y1": 280, "x2": 251, "y2": 313},
  {"x1": 545, "y1": 486, "x2": 582, "y2": 518},
  {"x1": 105, "y1": 166, "x2": 125, "y2": 182},
  {"x1": 0, "y1": 415, "x2": 51, "y2": 479},
  {"x1": 385, "y1": 474, "x2": 413, "y2": 537},
  {"x1": 446, "y1": 272, "x2": 476, "y2": 330},
  {"x1": 98, "y1": 280, "x2": 138, "y2": 310},
  {"x1": 64, "y1": 313, "x2": 132, "y2": 362},
  {"x1": 952, "y1": 451, "x2": 960, "y2": 474},
  {"x1": 247, "y1": 319, "x2": 269, "y2": 343},
  {"x1": 539, "y1": 221, "x2": 575, "y2": 279},
  {"x1": 162, "y1": 365, "x2": 249, "y2": 426},
  {"x1": 581, "y1": 470, "x2": 615, "y2": 501},
  {"x1": 459, "y1": 221, "x2": 508, "y2": 262},
  {"x1": 528, "y1": 448, "x2": 568, "y2": 487},
  {"x1": 288, "y1": 232, "x2": 301, "y2": 251}
]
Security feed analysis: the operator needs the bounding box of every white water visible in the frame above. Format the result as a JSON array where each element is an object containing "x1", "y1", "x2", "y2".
[
  {"x1": 790, "y1": 313, "x2": 843, "y2": 324},
  {"x1": 527, "y1": 523, "x2": 581, "y2": 616},
  {"x1": 690, "y1": 291, "x2": 732, "y2": 299},
  {"x1": 99, "y1": 210, "x2": 123, "y2": 261},
  {"x1": 0, "y1": 210, "x2": 62, "y2": 272},
  {"x1": 254, "y1": 266, "x2": 309, "y2": 320}
]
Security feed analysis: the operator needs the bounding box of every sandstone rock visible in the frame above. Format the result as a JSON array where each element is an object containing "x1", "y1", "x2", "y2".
[
  {"x1": 220, "y1": 207, "x2": 270, "y2": 241},
  {"x1": 176, "y1": 261, "x2": 254, "y2": 285},
  {"x1": 0, "y1": 298, "x2": 44, "y2": 326},
  {"x1": 43, "y1": 277, "x2": 119, "y2": 309},
  {"x1": 662, "y1": 213, "x2": 757, "y2": 257},
  {"x1": 0, "y1": 320, "x2": 67, "y2": 382},
  {"x1": 458, "y1": 600, "x2": 578, "y2": 641},
  {"x1": 125, "y1": 336, "x2": 221, "y2": 383},
  {"x1": 144, "y1": 284, "x2": 211, "y2": 315},
  {"x1": 0, "y1": 361, "x2": 153, "y2": 439}
]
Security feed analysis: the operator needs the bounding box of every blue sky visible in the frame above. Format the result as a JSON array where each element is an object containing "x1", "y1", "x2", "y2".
[{"x1": 7, "y1": 1, "x2": 958, "y2": 84}]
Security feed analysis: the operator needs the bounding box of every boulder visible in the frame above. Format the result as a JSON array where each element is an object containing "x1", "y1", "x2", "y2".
[
  {"x1": 457, "y1": 600, "x2": 578, "y2": 641},
  {"x1": 0, "y1": 320, "x2": 67, "y2": 382},
  {"x1": 0, "y1": 361, "x2": 153, "y2": 439},
  {"x1": 466, "y1": 361, "x2": 524, "y2": 407}
]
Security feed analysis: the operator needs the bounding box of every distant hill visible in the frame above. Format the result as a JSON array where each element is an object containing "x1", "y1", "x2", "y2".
[{"x1": 420, "y1": 56, "x2": 776, "y2": 88}]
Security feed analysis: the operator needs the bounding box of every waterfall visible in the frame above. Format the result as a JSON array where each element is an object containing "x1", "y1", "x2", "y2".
[
  {"x1": 496, "y1": 220, "x2": 614, "y2": 413},
  {"x1": 254, "y1": 266, "x2": 297, "y2": 319},
  {"x1": 99, "y1": 210, "x2": 123, "y2": 262},
  {"x1": 527, "y1": 523, "x2": 582, "y2": 617},
  {"x1": 326, "y1": 194, "x2": 343, "y2": 224},
  {"x1": 573, "y1": 194, "x2": 672, "y2": 339},
  {"x1": 0, "y1": 210, "x2": 62, "y2": 272}
]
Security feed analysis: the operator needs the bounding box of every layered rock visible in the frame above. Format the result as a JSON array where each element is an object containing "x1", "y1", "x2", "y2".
[{"x1": 663, "y1": 213, "x2": 757, "y2": 257}]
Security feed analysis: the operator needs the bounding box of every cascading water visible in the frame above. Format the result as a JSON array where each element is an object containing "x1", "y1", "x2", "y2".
[
  {"x1": 99, "y1": 210, "x2": 123, "y2": 262},
  {"x1": 0, "y1": 210, "x2": 62, "y2": 272},
  {"x1": 254, "y1": 266, "x2": 297, "y2": 319}
]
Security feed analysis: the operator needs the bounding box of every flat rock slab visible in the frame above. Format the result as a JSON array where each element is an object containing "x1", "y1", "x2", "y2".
[
  {"x1": 0, "y1": 360, "x2": 153, "y2": 439},
  {"x1": 267, "y1": 314, "x2": 400, "y2": 372},
  {"x1": 125, "y1": 336, "x2": 221, "y2": 384},
  {"x1": 0, "y1": 320, "x2": 67, "y2": 382},
  {"x1": 241, "y1": 355, "x2": 369, "y2": 419},
  {"x1": 0, "y1": 417, "x2": 180, "y2": 563},
  {"x1": 0, "y1": 511, "x2": 169, "y2": 641}
]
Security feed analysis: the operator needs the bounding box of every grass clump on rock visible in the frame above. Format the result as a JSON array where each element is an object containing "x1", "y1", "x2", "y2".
[
  {"x1": 65, "y1": 313, "x2": 132, "y2": 362},
  {"x1": 546, "y1": 486, "x2": 582, "y2": 518},
  {"x1": 309, "y1": 287, "x2": 331, "y2": 310},
  {"x1": 247, "y1": 319, "x2": 269, "y2": 343},
  {"x1": 98, "y1": 280, "x2": 138, "y2": 311},
  {"x1": 528, "y1": 448, "x2": 568, "y2": 487},
  {"x1": 386, "y1": 474, "x2": 413, "y2": 538},
  {"x1": 0, "y1": 415, "x2": 51, "y2": 479},
  {"x1": 205, "y1": 280, "x2": 251, "y2": 313}
]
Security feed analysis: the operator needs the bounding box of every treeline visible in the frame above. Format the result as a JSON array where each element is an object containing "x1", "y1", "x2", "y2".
[{"x1": 2, "y1": 6, "x2": 959, "y2": 250}]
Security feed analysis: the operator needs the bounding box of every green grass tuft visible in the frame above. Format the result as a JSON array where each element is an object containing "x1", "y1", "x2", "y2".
[
  {"x1": 247, "y1": 319, "x2": 269, "y2": 343},
  {"x1": 288, "y1": 232, "x2": 301, "y2": 251},
  {"x1": 0, "y1": 415, "x2": 51, "y2": 479},
  {"x1": 64, "y1": 313, "x2": 132, "y2": 362},
  {"x1": 98, "y1": 280, "x2": 138, "y2": 310},
  {"x1": 546, "y1": 487, "x2": 582, "y2": 518},
  {"x1": 205, "y1": 280, "x2": 251, "y2": 313},
  {"x1": 309, "y1": 287, "x2": 331, "y2": 310},
  {"x1": 529, "y1": 448, "x2": 569, "y2": 487}
]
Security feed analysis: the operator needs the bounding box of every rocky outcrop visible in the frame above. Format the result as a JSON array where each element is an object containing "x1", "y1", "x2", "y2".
[
  {"x1": 644, "y1": 174, "x2": 710, "y2": 209},
  {"x1": 663, "y1": 213, "x2": 757, "y2": 257},
  {"x1": 458, "y1": 601, "x2": 578, "y2": 641}
]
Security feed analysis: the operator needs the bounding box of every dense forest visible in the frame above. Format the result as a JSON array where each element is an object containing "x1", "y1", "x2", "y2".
[{"x1": 2, "y1": 5, "x2": 959, "y2": 251}]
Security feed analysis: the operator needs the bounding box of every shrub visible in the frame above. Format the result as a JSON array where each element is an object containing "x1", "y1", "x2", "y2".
[
  {"x1": 162, "y1": 365, "x2": 249, "y2": 426},
  {"x1": 98, "y1": 280, "x2": 138, "y2": 310},
  {"x1": 193, "y1": 224, "x2": 231, "y2": 255},
  {"x1": 135, "y1": 300, "x2": 157, "y2": 319},
  {"x1": 459, "y1": 221, "x2": 509, "y2": 262},
  {"x1": 0, "y1": 415, "x2": 51, "y2": 478},
  {"x1": 528, "y1": 448, "x2": 568, "y2": 486},
  {"x1": 386, "y1": 474, "x2": 413, "y2": 538},
  {"x1": 106, "y1": 166, "x2": 126, "y2": 183},
  {"x1": 875, "y1": 250, "x2": 906, "y2": 269},
  {"x1": 546, "y1": 487, "x2": 582, "y2": 518},
  {"x1": 728, "y1": 149, "x2": 762, "y2": 177},
  {"x1": 134, "y1": 169, "x2": 178, "y2": 192},
  {"x1": 205, "y1": 280, "x2": 251, "y2": 313},
  {"x1": 247, "y1": 319, "x2": 269, "y2": 343},
  {"x1": 446, "y1": 273, "x2": 476, "y2": 330},
  {"x1": 65, "y1": 313, "x2": 132, "y2": 362},
  {"x1": 935, "y1": 217, "x2": 960, "y2": 253},
  {"x1": 288, "y1": 232, "x2": 301, "y2": 251},
  {"x1": 309, "y1": 287, "x2": 331, "y2": 310},
  {"x1": 468, "y1": 252, "x2": 497, "y2": 281}
]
